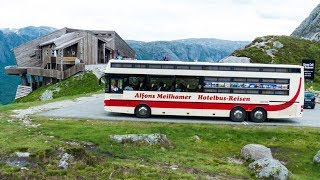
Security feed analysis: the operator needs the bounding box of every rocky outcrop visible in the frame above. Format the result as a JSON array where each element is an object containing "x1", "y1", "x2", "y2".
[
  {"x1": 110, "y1": 133, "x2": 170, "y2": 145},
  {"x1": 291, "y1": 4, "x2": 320, "y2": 41},
  {"x1": 241, "y1": 144, "x2": 273, "y2": 161},
  {"x1": 313, "y1": 150, "x2": 320, "y2": 164},
  {"x1": 248, "y1": 158, "x2": 289, "y2": 180},
  {"x1": 220, "y1": 56, "x2": 250, "y2": 63}
]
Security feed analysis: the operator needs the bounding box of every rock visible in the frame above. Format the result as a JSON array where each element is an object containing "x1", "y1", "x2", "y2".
[
  {"x1": 273, "y1": 41, "x2": 284, "y2": 49},
  {"x1": 266, "y1": 49, "x2": 278, "y2": 58},
  {"x1": 58, "y1": 153, "x2": 74, "y2": 169},
  {"x1": 20, "y1": 167, "x2": 29, "y2": 171},
  {"x1": 15, "y1": 152, "x2": 30, "y2": 158},
  {"x1": 248, "y1": 158, "x2": 289, "y2": 180},
  {"x1": 85, "y1": 64, "x2": 106, "y2": 79},
  {"x1": 291, "y1": 4, "x2": 320, "y2": 41},
  {"x1": 110, "y1": 133, "x2": 170, "y2": 145},
  {"x1": 227, "y1": 157, "x2": 244, "y2": 165},
  {"x1": 40, "y1": 90, "x2": 53, "y2": 101},
  {"x1": 241, "y1": 144, "x2": 273, "y2": 161},
  {"x1": 5, "y1": 157, "x2": 30, "y2": 168},
  {"x1": 65, "y1": 141, "x2": 80, "y2": 146},
  {"x1": 220, "y1": 56, "x2": 251, "y2": 63},
  {"x1": 313, "y1": 150, "x2": 320, "y2": 164},
  {"x1": 193, "y1": 135, "x2": 200, "y2": 141},
  {"x1": 170, "y1": 165, "x2": 179, "y2": 170}
]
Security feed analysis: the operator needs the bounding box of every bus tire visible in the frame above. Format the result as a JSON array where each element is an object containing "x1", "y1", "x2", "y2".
[
  {"x1": 250, "y1": 108, "x2": 267, "y2": 123},
  {"x1": 135, "y1": 104, "x2": 151, "y2": 118},
  {"x1": 230, "y1": 107, "x2": 246, "y2": 122}
]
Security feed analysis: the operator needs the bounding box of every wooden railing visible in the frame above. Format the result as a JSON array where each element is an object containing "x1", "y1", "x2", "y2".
[
  {"x1": 27, "y1": 63, "x2": 85, "y2": 80},
  {"x1": 62, "y1": 63, "x2": 85, "y2": 79}
]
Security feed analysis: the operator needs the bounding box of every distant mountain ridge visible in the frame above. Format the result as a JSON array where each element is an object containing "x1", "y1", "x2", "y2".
[
  {"x1": 127, "y1": 39, "x2": 249, "y2": 61},
  {"x1": 0, "y1": 26, "x2": 56, "y2": 105},
  {"x1": 0, "y1": 26, "x2": 249, "y2": 105}
]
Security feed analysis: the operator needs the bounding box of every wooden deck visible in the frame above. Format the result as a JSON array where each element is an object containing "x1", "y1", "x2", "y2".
[{"x1": 5, "y1": 66, "x2": 27, "y2": 75}]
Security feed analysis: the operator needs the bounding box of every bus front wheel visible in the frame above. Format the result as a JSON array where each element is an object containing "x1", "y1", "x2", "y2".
[
  {"x1": 230, "y1": 107, "x2": 246, "y2": 122},
  {"x1": 250, "y1": 108, "x2": 267, "y2": 123},
  {"x1": 135, "y1": 104, "x2": 151, "y2": 118}
]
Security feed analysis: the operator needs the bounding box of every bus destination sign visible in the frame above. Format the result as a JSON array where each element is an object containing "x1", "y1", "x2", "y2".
[{"x1": 302, "y1": 59, "x2": 315, "y2": 80}]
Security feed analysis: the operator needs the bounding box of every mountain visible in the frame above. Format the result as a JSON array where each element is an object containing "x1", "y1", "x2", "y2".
[
  {"x1": 291, "y1": 3, "x2": 320, "y2": 41},
  {"x1": 232, "y1": 35, "x2": 320, "y2": 89},
  {"x1": 0, "y1": 26, "x2": 56, "y2": 105},
  {"x1": 127, "y1": 39, "x2": 249, "y2": 62},
  {"x1": 0, "y1": 26, "x2": 248, "y2": 105}
]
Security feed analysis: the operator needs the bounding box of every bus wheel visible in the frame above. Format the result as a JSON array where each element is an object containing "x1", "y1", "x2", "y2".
[
  {"x1": 135, "y1": 104, "x2": 151, "y2": 118},
  {"x1": 250, "y1": 108, "x2": 267, "y2": 123},
  {"x1": 230, "y1": 107, "x2": 246, "y2": 122}
]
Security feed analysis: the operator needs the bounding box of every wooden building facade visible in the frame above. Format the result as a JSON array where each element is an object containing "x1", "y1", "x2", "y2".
[{"x1": 5, "y1": 27, "x2": 135, "y2": 99}]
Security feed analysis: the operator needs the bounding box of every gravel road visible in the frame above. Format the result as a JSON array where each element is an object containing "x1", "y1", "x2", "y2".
[{"x1": 29, "y1": 94, "x2": 320, "y2": 127}]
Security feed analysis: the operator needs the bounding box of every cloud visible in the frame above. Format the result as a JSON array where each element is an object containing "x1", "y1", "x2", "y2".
[{"x1": 0, "y1": 0, "x2": 318, "y2": 41}]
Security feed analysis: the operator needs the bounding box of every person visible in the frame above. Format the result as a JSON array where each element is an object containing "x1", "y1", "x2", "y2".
[
  {"x1": 196, "y1": 84, "x2": 203, "y2": 92},
  {"x1": 178, "y1": 83, "x2": 186, "y2": 92},
  {"x1": 158, "y1": 82, "x2": 166, "y2": 91},
  {"x1": 151, "y1": 83, "x2": 158, "y2": 91},
  {"x1": 139, "y1": 82, "x2": 147, "y2": 91},
  {"x1": 124, "y1": 84, "x2": 133, "y2": 91},
  {"x1": 111, "y1": 81, "x2": 119, "y2": 92},
  {"x1": 163, "y1": 56, "x2": 169, "y2": 61},
  {"x1": 169, "y1": 82, "x2": 176, "y2": 92}
]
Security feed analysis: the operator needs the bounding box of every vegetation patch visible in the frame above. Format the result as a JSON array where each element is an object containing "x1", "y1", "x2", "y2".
[
  {"x1": 232, "y1": 35, "x2": 320, "y2": 90},
  {"x1": 0, "y1": 101, "x2": 319, "y2": 178},
  {"x1": 16, "y1": 72, "x2": 103, "y2": 103}
]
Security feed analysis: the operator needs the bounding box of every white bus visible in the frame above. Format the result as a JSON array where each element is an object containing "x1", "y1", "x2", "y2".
[{"x1": 100, "y1": 60, "x2": 304, "y2": 122}]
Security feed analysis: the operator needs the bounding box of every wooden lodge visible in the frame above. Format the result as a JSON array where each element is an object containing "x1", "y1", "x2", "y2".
[{"x1": 5, "y1": 27, "x2": 135, "y2": 99}]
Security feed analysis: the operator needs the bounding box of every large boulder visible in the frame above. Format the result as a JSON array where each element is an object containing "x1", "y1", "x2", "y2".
[
  {"x1": 248, "y1": 158, "x2": 289, "y2": 180},
  {"x1": 313, "y1": 150, "x2": 320, "y2": 164},
  {"x1": 241, "y1": 144, "x2": 273, "y2": 161}
]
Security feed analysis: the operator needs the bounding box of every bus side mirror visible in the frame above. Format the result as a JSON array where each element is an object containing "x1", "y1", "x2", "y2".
[{"x1": 99, "y1": 76, "x2": 104, "y2": 85}]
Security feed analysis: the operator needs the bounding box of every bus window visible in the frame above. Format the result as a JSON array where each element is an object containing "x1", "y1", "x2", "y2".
[
  {"x1": 124, "y1": 75, "x2": 146, "y2": 91},
  {"x1": 176, "y1": 76, "x2": 200, "y2": 92},
  {"x1": 149, "y1": 76, "x2": 174, "y2": 91},
  {"x1": 110, "y1": 78, "x2": 123, "y2": 93}
]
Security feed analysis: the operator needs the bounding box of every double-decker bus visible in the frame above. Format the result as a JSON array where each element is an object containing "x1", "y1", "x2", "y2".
[{"x1": 100, "y1": 60, "x2": 304, "y2": 122}]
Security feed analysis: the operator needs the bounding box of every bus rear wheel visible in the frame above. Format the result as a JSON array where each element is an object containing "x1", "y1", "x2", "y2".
[
  {"x1": 230, "y1": 107, "x2": 246, "y2": 122},
  {"x1": 250, "y1": 108, "x2": 267, "y2": 123},
  {"x1": 135, "y1": 104, "x2": 151, "y2": 118}
]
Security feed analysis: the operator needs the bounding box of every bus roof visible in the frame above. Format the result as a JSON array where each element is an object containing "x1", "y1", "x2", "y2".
[{"x1": 107, "y1": 59, "x2": 302, "y2": 68}]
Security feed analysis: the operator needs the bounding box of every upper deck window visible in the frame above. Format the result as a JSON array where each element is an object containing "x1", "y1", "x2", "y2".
[{"x1": 109, "y1": 62, "x2": 300, "y2": 73}]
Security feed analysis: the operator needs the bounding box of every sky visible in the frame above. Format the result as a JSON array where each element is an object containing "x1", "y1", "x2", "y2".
[{"x1": 0, "y1": 0, "x2": 318, "y2": 41}]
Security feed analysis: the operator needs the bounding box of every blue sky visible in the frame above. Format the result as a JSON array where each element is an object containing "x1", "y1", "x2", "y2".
[{"x1": 1, "y1": 0, "x2": 318, "y2": 41}]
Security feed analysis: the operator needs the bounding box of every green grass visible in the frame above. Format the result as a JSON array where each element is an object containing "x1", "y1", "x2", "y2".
[
  {"x1": 0, "y1": 102, "x2": 319, "y2": 179},
  {"x1": 16, "y1": 72, "x2": 103, "y2": 103},
  {"x1": 233, "y1": 35, "x2": 320, "y2": 90}
]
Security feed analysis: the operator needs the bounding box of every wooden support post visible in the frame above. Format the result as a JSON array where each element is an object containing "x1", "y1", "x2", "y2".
[
  {"x1": 20, "y1": 74, "x2": 28, "y2": 86},
  {"x1": 30, "y1": 75, "x2": 36, "y2": 90},
  {"x1": 36, "y1": 76, "x2": 40, "y2": 88}
]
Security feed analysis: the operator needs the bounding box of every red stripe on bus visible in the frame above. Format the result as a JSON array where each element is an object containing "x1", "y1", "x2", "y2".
[{"x1": 105, "y1": 78, "x2": 302, "y2": 112}]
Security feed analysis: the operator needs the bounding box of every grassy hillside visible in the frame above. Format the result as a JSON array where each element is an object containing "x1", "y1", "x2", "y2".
[
  {"x1": 16, "y1": 72, "x2": 103, "y2": 103},
  {"x1": 232, "y1": 35, "x2": 320, "y2": 90},
  {"x1": 0, "y1": 101, "x2": 319, "y2": 178}
]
